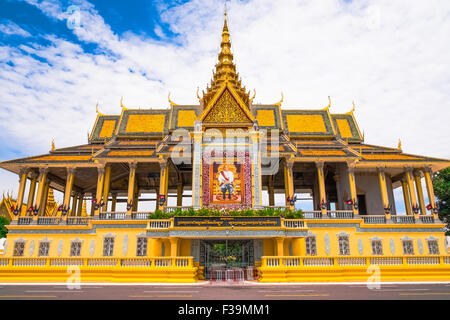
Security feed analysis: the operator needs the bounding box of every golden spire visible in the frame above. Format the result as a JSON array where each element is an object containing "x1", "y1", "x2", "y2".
[
  {"x1": 398, "y1": 139, "x2": 402, "y2": 151},
  {"x1": 201, "y1": 7, "x2": 250, "y2": 107},
  {"x1": 51, "y1": 139, "x2": 55, "y2": 151}
]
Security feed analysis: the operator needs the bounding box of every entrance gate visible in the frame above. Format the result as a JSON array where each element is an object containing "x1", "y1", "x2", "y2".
[{"x1": 199, "y1": 240, "x2": 256, "y2": 281}]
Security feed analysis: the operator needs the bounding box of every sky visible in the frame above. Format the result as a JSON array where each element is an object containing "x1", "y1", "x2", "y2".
[{"x1": 0, "y1": 0, "x2": 449, "y2": 211}]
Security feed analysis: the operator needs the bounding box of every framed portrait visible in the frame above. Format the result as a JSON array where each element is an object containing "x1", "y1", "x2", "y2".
[{"x1": 209, "y1": 161, "x2": 244, "y2": 204}]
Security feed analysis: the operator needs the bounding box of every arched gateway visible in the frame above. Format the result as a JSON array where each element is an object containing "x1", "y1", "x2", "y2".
[{"x1": 0, "y1": 10, "x2": 449, "y2": 283}]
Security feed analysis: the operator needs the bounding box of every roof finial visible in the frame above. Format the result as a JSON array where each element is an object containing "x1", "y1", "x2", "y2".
[
  {"x1": 168, "y1": 92, "x2": 178, "y2": 106},
  {"x1": 275, "y1": 92, "x2": 284, "y2": 106},
  {"x1": 95, "y1": 102, "x2": 99, "y2": 114},
  {"x1": 51, "y1": 138, "x2": 55, "y2": 151},
  {"x1": 398, "y1": 139, "x2": 402, "y2": 151},
  {"x1": 250, "y1": 89, "x2": 256, "y2": 104}
]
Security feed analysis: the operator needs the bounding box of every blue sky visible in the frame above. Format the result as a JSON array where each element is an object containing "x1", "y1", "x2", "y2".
[{"x1": 0, "y1": 0, "x2": 449, "y2": 210}]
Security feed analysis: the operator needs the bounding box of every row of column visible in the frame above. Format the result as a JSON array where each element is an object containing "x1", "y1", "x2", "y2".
[{"x1": 269, "y1": 161, "x2": 437, "y2": 217}]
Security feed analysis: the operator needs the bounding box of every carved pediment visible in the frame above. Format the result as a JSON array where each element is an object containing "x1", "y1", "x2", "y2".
[{"x1": 203, "y1": 89, "x2": 253, "y2": 125}]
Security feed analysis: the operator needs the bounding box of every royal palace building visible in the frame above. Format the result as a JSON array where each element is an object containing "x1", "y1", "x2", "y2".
[{"x1": 0, "y1": 11, "x2": 449, "y2": 283}]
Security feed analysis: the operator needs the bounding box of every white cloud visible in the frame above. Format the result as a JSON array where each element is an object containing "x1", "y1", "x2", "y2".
[
  {"x1": 0, "y1": 0, "x2": 449, "y2": 200},
  {"x1": 0, "y1": 21, "x2": 31, "y2": 37}
]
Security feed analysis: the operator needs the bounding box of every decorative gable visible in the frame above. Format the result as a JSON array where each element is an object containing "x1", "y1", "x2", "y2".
[{"x1": 202, "y1": 87, "x2": 253, "y2": 126}]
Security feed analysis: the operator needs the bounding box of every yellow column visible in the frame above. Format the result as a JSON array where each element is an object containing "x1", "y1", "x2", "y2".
[
  {"x1": 275, "y1": 238, "x2": 284, "y2": 257},
  {"x1": 268, "y1": 175, "x2": 275, "y2": 207},
  {"x1": 316, "y1": 162, "x2": 327, "y2": 215},
  {"x1": 169, "y1": 238, "x2": 179, "y2": 256},
  {"x1": 126, "y1": 162, "x2": 137, "y2": 216},
  {"x1": 291, "y1": 238, "x2": 304, "y2": 256},
  {"x1": 347, "y1": 165, "x2": 358, "y2": 215},
  {"x1": 95, "y1": 167, "x2": 105, "y2": 216},
  {"x1": 102, "y1": 166, "x2": 112, "y2": 212},
  {"x1": 401, "y1": 178, "x2": 412, "y2": 215},
  {"x1": 148, "y1": 239, "x2": 162, "y2": 256},
  {"x1": 177, "y1": 185, "x2": 183, "y2": 207},
  {"x1": 40, "y1": 182, "x2": 49, "y2": 216},
  {"x1": 63, "y1": 168, "x2": 75, "y2": 218},
  {"x1": 284, "y1": 160, "x2": 294, "y2": 210},
  {"x1": 405, "y1": 168, "x2": 419, "y2": 216},
  {"x1": 26, "y1": 172, "x2": 38, "y2": 216},
  {"x1": 132, "y1": 185, "x2": 139, "y2": 212},
  {"x1": 76, "y1": 195, "x2": 83, "y2": 216},
  {"x1": 33, "y1": 167, "x2": 48, "y2": 219},
  {"x1": 413, "y1": 170, "x2": 426, "y2": 215},
  {"x1": 71, "y1": 195, "x2": 77, "y2": 216},
  {"x1": 16, "y1": 168, "x2": 29, "y2": 217},
  {"x1": 158, "y1": 161, "x2": 169, "y2": 211},
  {"x1": 377, "y1": 167, "x2": 390, "y2": 217},
  {"x1": 111, "y1": 193, "x2": 117, "y2": 212},
  {"x1": 423, "y1": 167, "x2": 437, "y2": 217}
]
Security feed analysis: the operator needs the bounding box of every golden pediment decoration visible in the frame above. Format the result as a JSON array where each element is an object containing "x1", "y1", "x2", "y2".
[{"x1": 203, "y1": 90, "x2": 252, "y2": 124}]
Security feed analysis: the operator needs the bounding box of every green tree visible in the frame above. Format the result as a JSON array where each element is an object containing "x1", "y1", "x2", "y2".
[
  {"x1": 433, "y1": 167, "x2": 450, "y2": 235},
  {"x1": 0, "y1": 217, "x2": 9, "y2": 238}
]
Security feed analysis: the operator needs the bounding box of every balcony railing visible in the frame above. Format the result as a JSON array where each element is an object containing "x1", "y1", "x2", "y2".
[
  {"x1": 66, "y1": 217, "x2": 91, "y2": 225},
  {"x1": 263, "y1": 206, "x2": 291, "y2": 211},
  {"x1": 391, "y1": 215, "x2": 415, "y2": 224},
  {"x1": 17, "y1": 217, "x2": 33, "y2": 225},
  {"x1": 419, "y1": 215, "x2": 435, "y2": 224},
  {"x1": 362, "y1": 215, "x2": 387, "y2": 224},
  {"x1": 283, "y1": 219, "x2": 305, "y2": 228},
  {"x1": 131, "y1": 212, "x2": 150, "y2": 220},
  {"x1": 262, "y1": 255, "x2": 450, "y2": 267},
  {"x1": 165, "y1": 206, "x2": 193, "y2": 213},
  {"x1": 1, "y1": 257, "x2": 194, "y2": 268},
  {"x1": 327, "y1": 211, "x2": 354, "y2": 219},
  {"x1": 148, "y1": 220, "x2": 172, "y2": 229},
  {"x1": 98, "y1": 212, "x2": 126, "y2": 220},
  {"x1": 303, "y1": 211, "x2": 322, "y2": 219},
  {"x1": 37, "y1": 217, "x2": 62, "y2": 225}
]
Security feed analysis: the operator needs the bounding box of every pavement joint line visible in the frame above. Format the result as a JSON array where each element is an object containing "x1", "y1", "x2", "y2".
[
  {"x1": 143, "y1": 291, "x2": 200, "y2": 293},
  {"x1": 0, "y1": 295, "x2": 57, "y2": 298},
  {"x1": 0, "y1": 281, "x2": 450, "y2": 286},
  {"x1": 264, "y1": 294, "x2": 329, "y2": 297},
  {"x1": 377, "y1": 289, "x2": 429, "y2": 292},
  {"x1": 399, "y1": 292, "x2": 450, "y2": 296},
  {"x1": 26, "y1": 290, "x2": 85, "y2": 293},
  {"x1": 258, "y1": 290, "x2": 316, "y2": 293},
  {"x1": 129, "y1": 295, "x2": 193, "y2": 298}
]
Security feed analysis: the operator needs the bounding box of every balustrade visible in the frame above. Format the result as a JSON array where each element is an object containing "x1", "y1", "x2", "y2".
[
  {"x1": 283, "y1": 220, "x2": 305, "y2": 228},
  {"x1": 98, "y1": 212, "x2": 126, "y2": 220},
  {"x1": 406, "y1": 257, "x2": 440, "y2": 265},
  {"x1": 362, "y1": 216, "x2": 387, "y2": 224},
  {"x1": 303, "y1": 211, "x2": 322, "y2": 219},
  {"x1": 131, "y1": 212, "x2": 150, "y2": 220},
  {"x1": 327, "y1": 211, "x2": 354, "y2": 219},
  {"x1": 37, "y1": 217, "x2": 62, "y2": 225},
  {"x1": 149, "y1": 220, "x2": 171, "y2": 229},
  {"x1": 50, "y1": 258, "x2": 84, "y2": 266},
  {"x1": 66, "y1": 217, "x2": 91, "y2": 225},
  {"x1": 391, "y1": 215, "x2": 415, "y2": 224},
  {"x1": 17, "y1": 217, "x2": 33, "y2": 225},
  {"x1": 419, "y1": 216, "x2": 435, "y2": 224}
]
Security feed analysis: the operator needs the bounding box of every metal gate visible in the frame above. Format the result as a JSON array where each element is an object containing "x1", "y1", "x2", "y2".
[{"x1": 199, "y1": 240, "x2": 255, "y2": 281}]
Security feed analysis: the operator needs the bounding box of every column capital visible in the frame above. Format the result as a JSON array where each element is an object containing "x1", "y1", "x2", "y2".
[
  {"x1": 285, "y1": 159, "x2": 294, "y2": 170},
  {"x1": 67, "y1": 167, "x2": 77, "y2": 175},
  {"x1": 29, "y1": 170, "x2": 39, "y2": 180},
  {"x1": 129, "y1": 161, "x2": 138, "y2": 170},
  {"x1": 159, "y1": 160, "x2": 168, "y2": 170},
  {"x1": 316, "y1": 161, "x2": 324, "y2": 170},
  {"x1": 404, "y1": 166, "x2": 413, "y2": 173},
  {"x1": 423, "y1": 166, "x2": 433, "y2": 174},
  {"x1": 39, "y1": 167, "x2": 49, "y2": 174},
  {"x1": 413, "y1": 169, "x2": 422, "y2": 178},
  {"x1": 97, "y1": 166, "x2": 106, "y2": 175},
  {"x1": 376, "y1": 167, "x2": 385, "y2": 173},
  {"x1": 18, "y1": 167, "x2": 30, "y2": 176}
]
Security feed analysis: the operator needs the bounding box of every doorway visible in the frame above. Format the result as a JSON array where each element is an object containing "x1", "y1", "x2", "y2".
[{"x1": 199, "y1": 240, "x2": 254, "y2": 280}]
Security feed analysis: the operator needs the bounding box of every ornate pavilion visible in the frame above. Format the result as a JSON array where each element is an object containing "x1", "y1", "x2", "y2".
[{"x1": 0, "y1": 11, "x2": 449, "y2": 283}]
